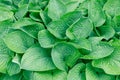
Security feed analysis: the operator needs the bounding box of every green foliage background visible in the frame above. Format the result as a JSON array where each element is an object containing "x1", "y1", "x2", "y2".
[{"x1": 0, "y1": 0, "x2": 120, "y2": 80}]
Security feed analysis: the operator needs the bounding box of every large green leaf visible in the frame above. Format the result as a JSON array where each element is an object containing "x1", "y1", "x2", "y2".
[
  {"x1": 38, "y1": 30, "x2": 59, "y2": 48},
  {"x1": 21, "y1": 44, "x2": 56, "y2": 71},
  {"x1": 47, "y1": 11, "x2": 81, "y2": 39},
  {"x1": 67, "y1": 63, "x2": 86, "y2": 80},
  {"x1": 66, "y1": 17, "x2": 93, "y2": 40},
  {"x1": 51, "y1": 42, "x2": 81, "y2": 71},
  {"x1": 92, "y1": 47, "x2": 120, "y2": 75},
  {"x1": 103, "y1": 0, "x2": 120, "y2": 17},
  {"x1": 81, "y1": 42, "x2": 114, "y2": 59},
  {"x1": 86, "y1": 63, "x2": 115, "y2": 80},
  {"x1": 48, "y1": 0, "x2": 66, "y2": 20},
  {"x1": 88, "y1": 0, "x2": 106, "y2": 27},
  {"x1": 3, "y1": 30, "x2": 34, "y2": 53}
]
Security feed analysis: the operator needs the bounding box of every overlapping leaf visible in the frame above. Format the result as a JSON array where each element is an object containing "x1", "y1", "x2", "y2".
[
  {"x1": 21, "y1": 44, "x2": 56, "y2": 71},
  {"x1": 3, "y1": 30, "x2": 34, "y2": 53},
  {"x1": 47, "y1": 11, "x2": 81, "y2": 39},
  {"x1": 51, "y1": 42, "x2": 81, "y2": 71},
  {"x1": 23, "y1": 70, "x2": 67, "y2": 80}
]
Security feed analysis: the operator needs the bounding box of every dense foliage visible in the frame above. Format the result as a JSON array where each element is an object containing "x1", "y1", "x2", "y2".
[{"x1": 0, "y1": 0, "x2": 120, "y2": 80}]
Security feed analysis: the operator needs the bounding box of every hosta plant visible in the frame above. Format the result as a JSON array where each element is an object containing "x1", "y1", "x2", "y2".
[{"x1": 0, "y1": 0, "x2": 120, "y2": 80}]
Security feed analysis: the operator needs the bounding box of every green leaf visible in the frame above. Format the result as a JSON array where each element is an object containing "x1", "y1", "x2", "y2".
[
  {"x1": 0, "y1": 74, "x2": 22, "y2": 80},
  {"x1": 0, "y1": 38, "x2": 14, "y2": 56},
  {"x1": 66, "y1": 17, "x2": 93, "y2": 40},
  {"x1": 12, "y1": 54, "x2": 21, "y2": 66},
  {"x1": 97, "y1": 25, "x2": 115, "y2": 40},
  {"x1": 40, "y1": 10, "x2": 52, "y2": 25},
  {"x1": 7, "y1": 61, "x2": 21, "y2": 76},
  {"x1": 88, "y1": 0, "x2": 106, "y2": 27},
  {"x1": 28, "y1": 1, "x2": 42, "y2": 12},
  {"x1": 20, "y1": 24, "x2": 44, "y2": 39},
  {"x1": 3, "y1": 30, "x2": 34, "y2": 53},
  {"x1": 81, "y1": 43, "x2": 114, "y2": 59},
  {"x1": 23, "y1": 71, "x2": 33, "y2": 80},
  {"x1": 51, "y1": 42, "x2": 81, "y2": 71},
  {"x1": 92, "y1": 47, "x2": 120, "y2": 75},
  {"x1": 88, "y1": 37, "x2": 103, "y2": 45},
  {"x1": 96, "y1": 14, "x2": 115, "y2": 40},
  {"x1": 34, "y1": 70, "x2": 67, "y2": 80},
  {"x1": 0, "y1": 20, "x2": 13, "y2": 38},
  {"x1": 97, "y1": 0, "x2": 107, "y2": 7},
  {"x1": 21, "y1": 44, "x2": 56, "y2": 71},
  {"x1": 71, "y1": 38, "x2": 92, "y2": 51},
  {"x1": 47, "y1": 11, "x2": 81, "y2": 39},
  {"x1": 48, "y1": 0, "x2": 66, "y2": 20},
  {"x1": 30, "y1": 12, "x2": 42, "y2": 22},
  {"x1": 18, "y1": 0, "x2": 29, "y2": 7},
  {"x1": 103, "y1": 0, "x2": 120, "y2": 17},
  {"x1": 78, "y1": 0, "x2": 90, "y2": 10},
  {"x1": 65, "y1": 0, "x2": 81, "y2": 12},
  {"x1": 24, "y1": 70, "x2": 67, "y2": 80},
  {"x1": 109, "y1": 39, "x2": 120, "y2": 47},
  {"x1": 15, "y1": 4, "x2": 28, "y2": 19},
  {"x1": 116, "y1": 76, "x2": 120, "y2": 80},
  {"x1": 113, "y1": 15, "x2": 120, "y2": 33},
  {"x1": 0, "y1": 39, "x2": 13, "y2": 73},
  {"x1": 0, "y1": 7, "x2": 13, "y2": 21},
  {"x1": 13, "y1": 18, "x2": 44, "y2": 39},
  {"x1": 67, "y1": 63, "x2": 86, "y2": 80},
  {"x1": 0, "y1": 53, "x2": 11, "y2": 73},
  {"x1": 86, "y1": 63, "x2": 115, "y2": 80},
  {"x1": 13, "y1": 18, "x2": 37, "y2": 28},
  {"x1": 38, "y1": 30, "x2": 59, "y2": 48}
]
